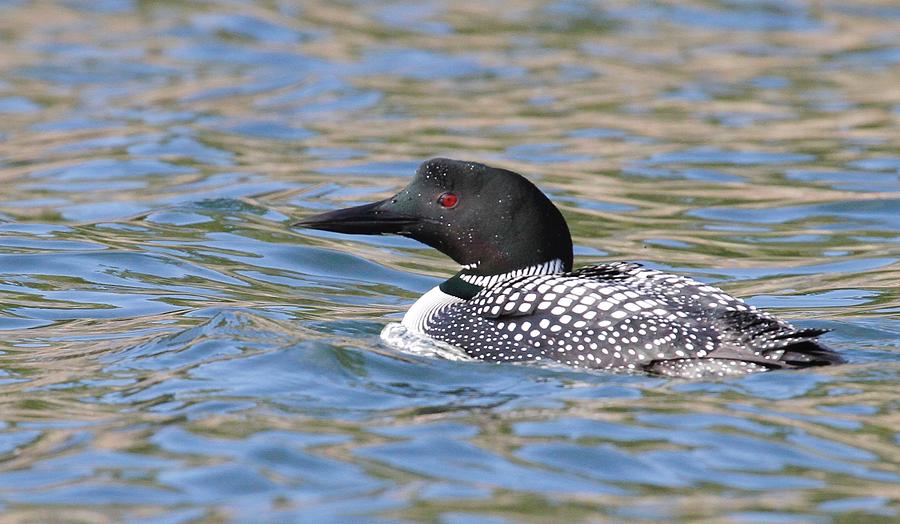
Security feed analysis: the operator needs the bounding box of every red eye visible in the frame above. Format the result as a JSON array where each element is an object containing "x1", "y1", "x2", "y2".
[{"x1": 438, "y1": 192, "x2": 459, "y2": 208}]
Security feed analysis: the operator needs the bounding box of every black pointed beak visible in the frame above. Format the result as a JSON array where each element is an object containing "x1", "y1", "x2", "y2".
[{"x1": 294, "y1": 199, "x2": 420, "y2": 235}]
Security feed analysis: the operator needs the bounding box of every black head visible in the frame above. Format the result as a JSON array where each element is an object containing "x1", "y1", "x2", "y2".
[{"x1": 295, "y1": 158, "x2": 573, "y2": 276}]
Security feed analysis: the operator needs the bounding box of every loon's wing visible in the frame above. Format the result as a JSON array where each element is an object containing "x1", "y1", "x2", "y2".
[
  {"x1": 440, "y1": 262, "x2": 840, "y2": 372},
  {"x1": 574, "y1": 263, "x2": 842, "y2": 367}
]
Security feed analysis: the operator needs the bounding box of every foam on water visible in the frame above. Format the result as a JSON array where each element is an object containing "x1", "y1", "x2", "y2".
[{"x1": 380, "y1": 322, "x2": 473, "y2": 362}]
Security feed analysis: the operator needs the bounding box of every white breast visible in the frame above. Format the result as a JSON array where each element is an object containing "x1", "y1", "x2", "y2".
[{"x1": 401, "y1": 286, "x2": 464, "y2": 335}]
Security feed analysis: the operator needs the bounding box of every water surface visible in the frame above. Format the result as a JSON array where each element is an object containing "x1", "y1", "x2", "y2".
[{"x1": 0, "y1": 1, "x2": 898, "y2": 522}]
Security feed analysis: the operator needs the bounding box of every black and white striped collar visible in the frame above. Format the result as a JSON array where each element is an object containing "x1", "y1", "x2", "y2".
[
  {"x1": 460, "y1": 258, "x2": 566, "y2": 287},
  {"x1": 440, "y1": 259, "x2": 567, "y2": 300}
]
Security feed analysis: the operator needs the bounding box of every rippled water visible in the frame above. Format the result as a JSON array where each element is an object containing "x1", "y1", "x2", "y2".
[{"x1": 1, "y1": 1, "x2": 898, "y2": 522}]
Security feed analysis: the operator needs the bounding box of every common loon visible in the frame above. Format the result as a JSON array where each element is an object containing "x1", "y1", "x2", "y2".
[{"x1": 296, "y1": 158, "x2": 844, "y2": 378}]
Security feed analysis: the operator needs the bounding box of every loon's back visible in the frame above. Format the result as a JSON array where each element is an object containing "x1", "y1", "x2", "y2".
[{"x1": 421, "y1": 262, "x2": 842, "y2": 378}]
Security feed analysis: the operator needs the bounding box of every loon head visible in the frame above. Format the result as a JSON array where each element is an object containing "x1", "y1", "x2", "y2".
[{"x1": 296, "y1": 158, "x2": 573, "y2": 280}]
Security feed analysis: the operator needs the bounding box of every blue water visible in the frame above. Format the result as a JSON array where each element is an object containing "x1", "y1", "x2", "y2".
[{"x1": 0, "y1": 1, "x2": 898, "y2": 522}]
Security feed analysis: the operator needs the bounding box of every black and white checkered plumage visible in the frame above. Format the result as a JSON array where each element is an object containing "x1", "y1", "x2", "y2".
[
  {"x1": 406, "y1": 261, "x2": 838, "y2": 377},
  {"x1": 297, "y1": 158, "x2": 844, "y2": 378}
]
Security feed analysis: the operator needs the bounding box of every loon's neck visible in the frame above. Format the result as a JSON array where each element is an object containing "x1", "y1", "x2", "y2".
[{"x1": 440, "y1": 258, "x2": 567, "y2": 300}]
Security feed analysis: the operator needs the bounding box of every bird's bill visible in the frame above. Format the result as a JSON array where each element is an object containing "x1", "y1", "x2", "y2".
[{"x1": 293, "y1": 199, "x2": 419, "y2": 235}]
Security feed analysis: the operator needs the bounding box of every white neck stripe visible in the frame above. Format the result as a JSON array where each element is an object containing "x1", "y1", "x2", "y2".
[{"x1": 459, "y1": 259, "x2": 565, "y2": 288}]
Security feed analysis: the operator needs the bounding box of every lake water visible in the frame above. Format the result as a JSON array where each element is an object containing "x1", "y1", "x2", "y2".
[{"x1": 0, "y1": 1, "x2": 898, "y2": 522}]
